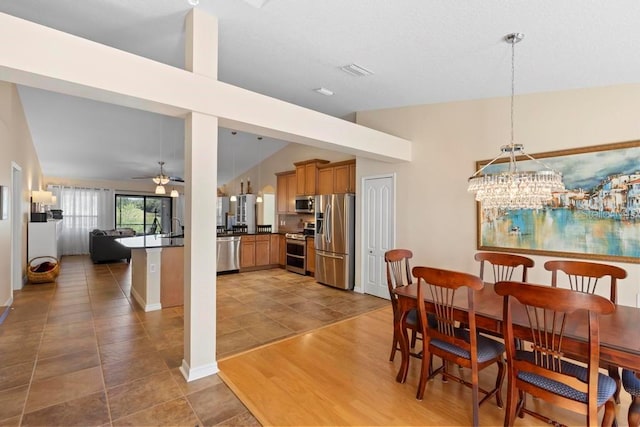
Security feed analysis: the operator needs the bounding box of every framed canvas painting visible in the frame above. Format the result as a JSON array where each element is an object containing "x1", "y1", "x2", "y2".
[{"x1": 476, "y1": 140, "x2": 640, "y2": 263}]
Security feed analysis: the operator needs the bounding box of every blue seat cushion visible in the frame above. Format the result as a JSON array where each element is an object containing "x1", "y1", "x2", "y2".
[
  {"x1": 516, "y1": 351, "x2": 616, "y2": 406},
  {"x1": 623, "y1": 369, "x2": 640, "y2": 396},
  {"x1": 406, "y1": 308, "x2": 418, "y2": 326},
  {"x1": 429, "y1": 329, "x2": 505, "y2": 363},
  {"x1": 405, "y1": 310, "x2": 438, "y2": 329}
]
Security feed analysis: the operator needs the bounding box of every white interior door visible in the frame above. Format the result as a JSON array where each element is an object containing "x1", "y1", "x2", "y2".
[
  {"x1": 362, "y1": 174, "x2": 394, "y2": 298},
  {"x1": 11, "y1": 163, "x2": 23, "y2": 291}
]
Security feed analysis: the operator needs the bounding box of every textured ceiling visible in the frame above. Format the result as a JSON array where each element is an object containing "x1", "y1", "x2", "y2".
[{"x1": 1, "y1": 0, "x2": 639, "y2": 183}]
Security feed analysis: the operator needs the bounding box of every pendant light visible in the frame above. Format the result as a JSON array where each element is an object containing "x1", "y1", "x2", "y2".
[
  {"x1": 230, "y1": 131, "x2": 237, "y2": 202},
  {"x1": 467, "y1": 33, "x2": 564, "y2": 210},
  {"x1": 256, "y1": 136, "x2": 263, "y2": 203}
]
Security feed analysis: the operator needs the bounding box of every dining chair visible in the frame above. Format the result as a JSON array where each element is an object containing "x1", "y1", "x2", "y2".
[
  {"x1": 622, "y1": 370, "x2": 640, "y2": 427},
  {"x1": 475, "y1": 251, "x2": 534, "y2": 283},
  {"x1": 495, "y1": 281, "x2": 617, "y2": 427},
  {"x1": 385, "y1": 249, "x2": 421, "y2": 362},
  {"x1": 544, "y1": 259, "x2": 627, "y2": 403},
  {"x1": 412, "y1": 266, "x2": 505, "y2": 426}
]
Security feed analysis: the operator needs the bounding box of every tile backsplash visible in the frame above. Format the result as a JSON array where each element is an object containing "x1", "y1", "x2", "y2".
[{"x1": 278, "y1": 214, "x2": 313, "y2": 232}]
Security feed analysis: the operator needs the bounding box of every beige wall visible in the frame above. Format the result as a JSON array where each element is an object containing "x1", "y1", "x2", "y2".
[
  {"x1": 0, "y1": 81, "x2": 43, "y2": 305},
  {"x1": 356, "y1": 83, "x2": 640, "y2": 307}
]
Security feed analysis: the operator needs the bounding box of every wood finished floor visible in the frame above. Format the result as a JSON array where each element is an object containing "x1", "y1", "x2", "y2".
[
  {"x1": 0, "y1": 255, "x2": 387, "y2": 426},
  {"x1": 219, "y1": 306, "x2": 635, "y2": 427}
]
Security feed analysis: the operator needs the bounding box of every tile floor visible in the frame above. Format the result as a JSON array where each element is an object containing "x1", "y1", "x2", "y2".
[{"x1": 0, "y1": 255, "x2": 387, "y2": 426}]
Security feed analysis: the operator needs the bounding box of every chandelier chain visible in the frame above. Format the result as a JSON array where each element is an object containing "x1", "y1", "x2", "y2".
[{"x1": 510, "y1": 37, "x2": 516, "y2": 148}]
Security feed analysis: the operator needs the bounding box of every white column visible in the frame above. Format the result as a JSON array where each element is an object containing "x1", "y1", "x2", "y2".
[{"x1": 180, "y1": 9, "x2": 219, "y2": 382}]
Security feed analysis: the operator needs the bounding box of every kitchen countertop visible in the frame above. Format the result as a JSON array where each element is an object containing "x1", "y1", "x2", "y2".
[
  {"x1": 116, "y1": 234, "x2": 184, "y2": 249},
  {"x1": 117, "y1": 232, "x2": 290, "y2": 247},
  {"x1": 217, "y1": 232, "x2": 286, "y2": 237}
]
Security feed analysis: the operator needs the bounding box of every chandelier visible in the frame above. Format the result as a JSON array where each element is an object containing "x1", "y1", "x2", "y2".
[{"x1": 467, "y1": 33, "x2": 564, "y2": 210}]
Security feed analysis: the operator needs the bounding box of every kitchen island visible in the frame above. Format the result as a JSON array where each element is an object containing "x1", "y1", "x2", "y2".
[{"x1": 116, "y1": 234, "x2": 184, "y2": 312}]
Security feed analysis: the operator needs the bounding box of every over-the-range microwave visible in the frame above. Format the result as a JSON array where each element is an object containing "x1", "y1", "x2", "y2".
[{"x1": 294, "y1": 195, "x2": 314, "y2": 213}]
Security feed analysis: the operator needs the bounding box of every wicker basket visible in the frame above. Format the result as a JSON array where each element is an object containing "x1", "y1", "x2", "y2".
[{"x1": 27, "y1": 256, "x2": 60, "y2": 284}]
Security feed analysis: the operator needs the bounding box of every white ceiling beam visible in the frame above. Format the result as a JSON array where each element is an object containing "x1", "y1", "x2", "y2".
[{"x1": 0, "y1": 12, "x2": 411, "y2": 163}]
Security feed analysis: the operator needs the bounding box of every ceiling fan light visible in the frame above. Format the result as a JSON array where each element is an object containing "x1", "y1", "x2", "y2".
[
  {"x1": 170, "y1": 189, "x2": 179, "y2": 198},
  {"x1": 155, "y1": 185, "x2": 166, "y2": 195},
  {"x1": 152, "y1": 177, "x2": 161, "y2": 184},
  {"x1": 160, "y1": 176, "x2": 170, "y2": 185}
]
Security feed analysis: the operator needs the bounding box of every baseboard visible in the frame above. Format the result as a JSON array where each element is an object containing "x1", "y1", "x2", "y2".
[
  {"x1": 180, "y1": 359, "x2": 219, "y2": 382},
  {"x1": 130, "y1": 287, "x2": 161, "y2": 312},
  {"x1": 0, "y1": 295, "x2": 13, "y2": 324}
]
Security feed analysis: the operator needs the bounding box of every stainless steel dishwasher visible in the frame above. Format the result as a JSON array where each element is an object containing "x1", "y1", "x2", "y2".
[{"x1": 216, "y1": 236, "x2": 241, "y2": 273}]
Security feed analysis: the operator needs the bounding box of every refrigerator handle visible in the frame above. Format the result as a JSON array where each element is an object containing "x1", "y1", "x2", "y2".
[
  {"x1": 326, "y1": 203, "x2": 331, "y2": 243},
  {"x1": 318, "y1": 252, "x2": 344, "y2": 260}
]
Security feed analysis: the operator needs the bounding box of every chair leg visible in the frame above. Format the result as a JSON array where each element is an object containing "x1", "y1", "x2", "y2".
[
  {"x1": 416, "y1": 348, "x2": 432, "y2": 400},
  {"x1": 389, "y1": 333, "x2": 398, "y2": 362},
  {"x1": 629, "y1": 395, "x2": 640, "y2": 427},
  {"x1": 517, "y1": 391, "x2": 526, "y2": 418},
  {"x1": 609, "y1": 365, "x2": 621, "y2": 404},
  {"x1": 471, "y1": 376, "x2": 480, "y2": 427},
  {"x1": 410, "y1": 329, "x2": 418, "y2": 348},
  {"x1": 601, "y1": 397, "x2": 616, "y2": 427},
  {"x1": 504, "y1": 381, "x2": 518, "y2": 427},
  {"x1": 494, "y1": 358, "x2": 505, "y2": 408}
]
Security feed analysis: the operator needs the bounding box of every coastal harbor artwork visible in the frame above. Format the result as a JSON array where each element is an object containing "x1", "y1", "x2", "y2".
[{"x1": 477, "y1": 140, "x2": 640, "y2": 262}]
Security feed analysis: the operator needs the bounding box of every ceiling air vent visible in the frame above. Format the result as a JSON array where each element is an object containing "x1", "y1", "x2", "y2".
[{"x1": 340, "y1": 63, "x2": 374, "y2": 77}]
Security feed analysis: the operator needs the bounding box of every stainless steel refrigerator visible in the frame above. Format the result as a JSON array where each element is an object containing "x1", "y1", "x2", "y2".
[{"x1": 314, "y1": 193, "x2": 355, "y2": 290}]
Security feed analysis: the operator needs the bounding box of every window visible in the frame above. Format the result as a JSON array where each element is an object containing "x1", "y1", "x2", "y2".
[{"x1": 115, "y1": 195, "x2": 172, "y2": 235}]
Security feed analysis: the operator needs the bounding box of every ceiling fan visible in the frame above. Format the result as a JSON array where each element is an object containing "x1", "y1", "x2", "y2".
[{"x1": 132, "y1": 161, "x2": 184, "y2": 184}]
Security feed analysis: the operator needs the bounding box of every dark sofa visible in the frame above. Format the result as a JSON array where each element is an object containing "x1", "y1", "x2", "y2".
[{"x1": 89, "y1": 228, "x2": 135, "y2": 263}]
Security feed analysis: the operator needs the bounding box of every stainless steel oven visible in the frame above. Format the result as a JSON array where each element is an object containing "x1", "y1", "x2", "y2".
[{"x1": 285, "y1": 233, "x2": 306, "y2": 275}]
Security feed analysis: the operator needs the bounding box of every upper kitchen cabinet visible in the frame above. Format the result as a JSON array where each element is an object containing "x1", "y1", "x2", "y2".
[
  {"x1": 276, "y1": 170, "x2": 297, "y2": 214},
  {"x1": 318, "y1": 160, "x2": 356, "y2": 194},
  {"x1": 294, "y1": 159, "x2": 329, "y2": 196}
]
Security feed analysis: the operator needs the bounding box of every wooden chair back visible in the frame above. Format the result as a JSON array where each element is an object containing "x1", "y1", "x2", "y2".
[
  {"x1": 412, "y1": 266, "x2": 503, "y2": 426},
  {"x1": 412, "y1": 266, "x2": 483, "y2": 352},
  {"x1": 385, "y1": 249, "x2": 419, "y2": 361},
  {"x1": 475, "y1": 252, "x2": 534, "y2": 283},
  {"x1": 385, "y1": 249, "x2": 413, "y2": 305},
  {"x1": 544, "y1": 260, "x2": 627, "y2": 303},
  {"x1": 495, "y1": 281, "x2": 616, "y2": 426}
]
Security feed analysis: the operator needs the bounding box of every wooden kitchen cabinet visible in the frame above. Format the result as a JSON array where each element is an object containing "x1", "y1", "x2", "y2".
[
  {"x1": 240, "y1": 235, "x2": 256, "y2": 268},
  {"x1": 279, "y1": 234, "x2": 286, "y2": 266},
  {"x1": 286, "y1": 173, "x2": 297, "y2": 213},
  {"x1": 317, "y1": 160, "x2": 356, "y2": 194},
  {"x1": 317, "y1": 167, "x2": 334, "y2": 195},
  {"x1": 276, "y1": 171, "x2": 296, "y2": 214},
  {"x1": 255, "y1": 235, "x2": 271, "y2": 266},
  {"x1": 334, "y1": 161, "x2": 356, "y2": 193},
  {"x1": 306, "y1": 237, "x2": 315, "y2": 275},
  {"x1": 270, "y1": 234, "x2": 280, "y2": 265},
  {"x1": 241, "y1": 234, "x2": 282, "y2": 271},
  {"x1": 295, "y1": 159, "x2": 329, "y2": 195}
]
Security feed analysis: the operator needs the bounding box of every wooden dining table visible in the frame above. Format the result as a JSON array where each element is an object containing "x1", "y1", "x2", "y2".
[{"x1": 393, "y1": 281, "x2": 640, "y2": 384}]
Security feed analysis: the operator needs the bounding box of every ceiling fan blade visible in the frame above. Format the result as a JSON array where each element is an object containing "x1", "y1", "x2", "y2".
[{"x1": 169, "y1": 176, "x2": 184, "y2": 183}]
